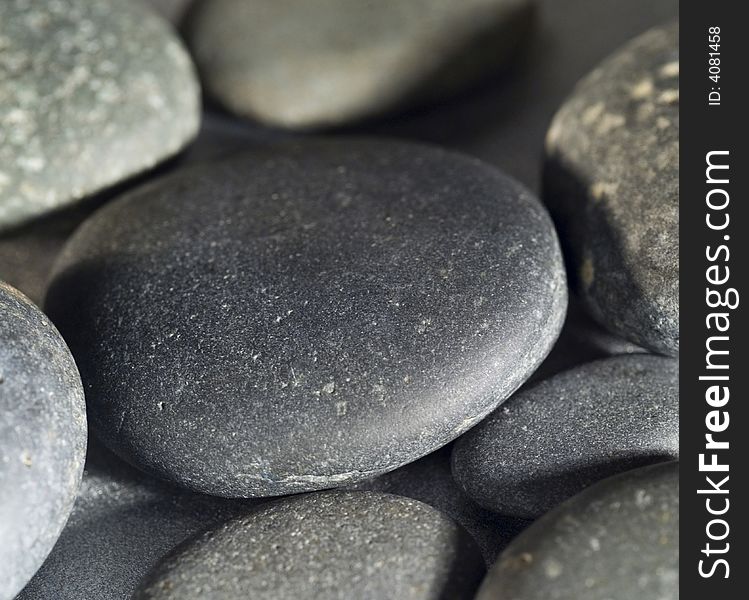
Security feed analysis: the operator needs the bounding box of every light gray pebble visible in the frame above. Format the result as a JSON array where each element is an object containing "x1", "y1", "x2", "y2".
[
  {"x1": 16, "y1": 439, "x2": 255, "y2": 600},
  {"x1": 133, "y1": 491, "x2": 486, "y2": 600},
  {"x1": 146, "y1": 0, "x2": 193, "y2": 23},
  {"x1": 452, "y1": 355, "x2": 678, "y2": 517},
  {"x1": 183, "y1": 0, "x2": 533, "y2": 129},
  {"x1": 0, "y1": 0, "x2": 200, "y2": 231},
  {"x1": 0, "y1": 281, "x2": 86, "y2": 599}
]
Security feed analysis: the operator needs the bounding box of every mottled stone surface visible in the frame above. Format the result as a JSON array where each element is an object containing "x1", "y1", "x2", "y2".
[
  {"x1": 134, "y1": 491, "x2": 485, "y2": 600},
  {"x1": 0, "y1": 281, "x2": 86, "y2": 599},
  {"x1": 0, "y1": 0, "x2": 678, "y2": 299},
  {"x1": 544, "y1": 23, "x2": 679, "y2": 355},
  {"x1": 358, "y1": 0, "x2": 678, "y2": 193},
  {"x1": 476, "y1": 462, "x2": 679, "y2": 600},
  {"x1": 453, "y1": 355, "x2": 678, "y2": 518},
  {"x1": 0, "y1": 0, "x2": 200, "y2": 231},
  {"x1": 146, "y1": 0, "x2": 193, "y2": 23},
  {"x1": 17, "y1": 439, "x2": 254, "y2": 600},
  {"x1": 46, "y1": 139, "x2": 566, "y2": 497},
  {"x1": 0, "y1": 112, "x2": 282, "y2": 306},
  {"x1": 183, "y1": 0, "x2": 533, "y2": 129},
  {"x1": 352, "y1": 445, "x2": 531, "y2": 565}
]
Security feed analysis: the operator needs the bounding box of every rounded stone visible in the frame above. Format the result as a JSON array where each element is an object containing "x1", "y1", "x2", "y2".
[
  {"x1": 527, "y1": 297, "x2": 645, "y2": 384},
  {"x1": 475, "y1": 461, "x2": 679, "y2": 600},
  {"x1": 0, "y1": 0, "x2": 200, "y2": 231},
  {"x1": 0, "y1": 281, "x2": 87, "y2": 599},
  {"x1": 543, "y1": 23, "x2": 679, "y2": 355},
  {"x1": 17, "y1": 439, "x2": 255, "y2": 600},
  {"x1": 352, "y1": 445, "x2": 531, "y2": 565},
  {"x1": 146, "y1": 0, "x2": 193, "y2": 23},
  {"x1": 183, "y1": 0, "x2": 534, "y2": 129},
  {"x1": 452, "y1": 355, "x2": 678, "y2": 518},
  {"x1": 45, "y1": 139, "x2": 567, "y2": 497},
  {"x1": 134, "y1": 491, "x2": 486, "y2": 600}
]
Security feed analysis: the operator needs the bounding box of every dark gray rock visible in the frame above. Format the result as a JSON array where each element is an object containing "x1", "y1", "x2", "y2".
[
  {"x1": 0, "y1": 111, "x2": 281, "y2": 306},
  {"x1": 476, "y1": 462, "x2": 679, "y2": 600},
  {"x1": 351, "y1": 445, "x2": 531, "y2": 565},
  {"x1": 16, "y1": 439, "x2": 256, "y2": 600},
  {"x1": 527, "y1": 296, "x2": 645, "y2": 384},
  {"x1": 45, "y1": 139, "x2": 567, "y2": 497},
  {"x1": 183, "y1": 0, "x2": 533, "y2": 129},
  {"x1": 0, "y1": 282, "x2": 86, "y2": 599},
  {"x1": 134, "y1": 491, "x2": 486, "y2": 600},
  {"x1": 1, "y1": 0, "x2": 678, "y2": 299},
  {"x1": 0, "y1": 0, "x2": 200, "y2": 231},
  {"x1": 452, "y1": 355, "x2": 678, "y2": 518},
  {"x1": 543, "y1": 24, "x2": 679, "y2": 355}
]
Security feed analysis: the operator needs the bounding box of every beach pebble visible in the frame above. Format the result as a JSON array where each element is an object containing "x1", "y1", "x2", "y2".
[
  {"x1": 133, "y1": 491, "x2": 485, "y2": 600},
  {"x1": 0, "y1": 281, "x2": 87, "y2": 598},
  {"x1": 475, "y1": 461, "x2": 679, "y2": 600},
  {"x1": 544, "y1": 23, "x2": 679, "y2": 355},
  {"x1": 352, "y1": 445, "x2": 531, "y2": 564},
  {"x1": 16, "y1": 440, "x2": 254, "y2": 600},
  {"x1": 45, "y1": 139, "x2": 566, "y2": 497},
  {"x1": 183, "y1": 0, "x2": 533, "y2": 129},
  {"x1": 0, "y1": 0, "x2": 200, "y2": 231},
  {"x1": 452, "y1": 355, "x2": 678, "y2": 517}
]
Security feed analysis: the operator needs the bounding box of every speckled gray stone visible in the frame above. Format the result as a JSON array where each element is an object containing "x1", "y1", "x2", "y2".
[
  {"x1": 0, "y1": 0, "x2": 200, "y2": 231},
  {"x1": 357, "y1": 0, "x2": 678, "y2": 193},
  {"x1": 16, "y1": 439, "x2": 255, "y2": 600},
  {"x1": 0, "y1": 111, "x2": 285, "y2": 306},
  {"x1": 134, "y1": 491, "x2": 486, "y2": 600},
  {"x1": 183, "y1": 0, "x2": 533, "y2": 129},
  {"x1": 0, "y1": 281, "x2": 86, "y2": 599},
  {"x1": 352, "y1": 445, "x2": 531, "y2": 565},
  {"x1": 45, "y1": 139, "x2": 567, "y2": 497},
  {"x1": 543, "y1": 23, "x2": 679, "y2": 355},
  {"x1": 475, "y1": 461, "x2": 679, "y2": 600},
  {"x1": 527, "y1": 297, "x2": 645, "y2": 384},
  {"x1": 452, "y1": 355, "x2": 678, "y2": 518}
]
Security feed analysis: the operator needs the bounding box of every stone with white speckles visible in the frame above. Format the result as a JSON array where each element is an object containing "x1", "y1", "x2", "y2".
[
  {"x1": 16, "y1": 439, "x2": 255, "y2": 600},
  {"x1": 45, "y1": 139, "x2": 567, "y2": 497},
  {"x1": 183, "y1": 0, "x2": 533, "y2": 129},
  {"x1": 0, "y1": 0, "x2": 200, "y2": 232},
  {"x1": 452, "y1": 355, "x2": 678, "y2": 518},
  {"x1": 0, "y1": 281, "x2": 87, "y2": 599},
  {"x1": 543, "y1": 23, "x2": 679, "y2": 355},
  {"x1": 133, "y1": 491, "x2": 486, "y2": 600},
  {"x1": 351, "y1": 445, "x2": 531, "y2": 565},
  {"x1": 475, "y1": 461, "x2": 679, "y2": 600}
]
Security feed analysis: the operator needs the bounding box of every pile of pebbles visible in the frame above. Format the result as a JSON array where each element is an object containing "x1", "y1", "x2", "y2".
[{"x1": 1, "y1": 1, "x2": 678, "y2": 599}]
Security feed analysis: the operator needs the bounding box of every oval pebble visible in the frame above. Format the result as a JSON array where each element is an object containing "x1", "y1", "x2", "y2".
[
  {"x1": 475, "y1": 461, "x2": 679, "y2": 600},
  {"x1": 134, "y1": 491, "x2": 485, "y2": 600},
  {"x1": 543, "y1": 23, "x2": 679, "y2": 355},
  {"x1": 0, "y1": 281, "x2": 87, "y2": 598},
  {"x1": 351, "y1": 445, "x2": 531, "y2": 564},
  {"x1": 16, "y1": 440, "x2": 254, "y2": 600},
  {"x1": 452, "y1": 354, "x2": 678, "y2": 517},
  {"x1": 183, "y1": 0, "x2": 533, "y2": 129},
  {"x1": 45, "y1": 139, "x2": 567, "y2": 497},
  {"x1": 0, "y1": 0, "x2": 200, "y2": 231}
]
